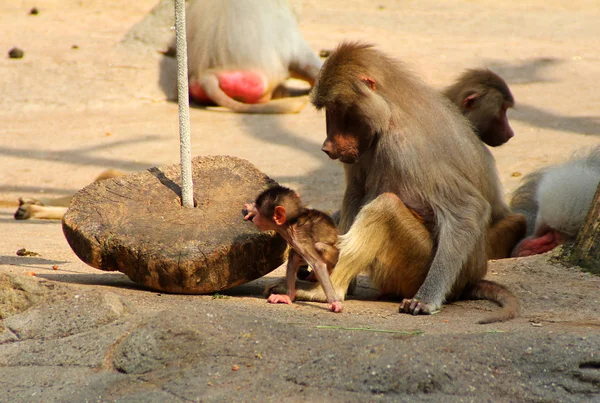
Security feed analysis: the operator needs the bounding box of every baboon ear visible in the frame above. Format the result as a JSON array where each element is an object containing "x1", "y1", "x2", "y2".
[
  {"x1": 360, "y1": 76, "x2": 376, "y2": 91},
  {"x1": 463, "y1": 93, "x2": 478, "y2": 110},
  {"x1": 273, "y1": 206, "x2": 287, "y2": 226}
]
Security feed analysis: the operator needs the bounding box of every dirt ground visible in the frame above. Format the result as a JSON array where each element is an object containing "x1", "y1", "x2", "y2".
[{"x1": 1, "y1": 1, "x2": 599, "y2": 401}]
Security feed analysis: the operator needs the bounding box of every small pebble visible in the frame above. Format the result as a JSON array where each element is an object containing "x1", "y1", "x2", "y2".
[
  {"x1": 16, "y1": 248, "x2": 39, "y2": 256},
  {"x1": 8, "y1": 47, "x2": 24, "y2": 59},
  {"x1": 319, "y1": 49, "x2": 332, "y2": 58},
  {"x1": 29, "y1": 7, "x2": 39, "y2": 15}
]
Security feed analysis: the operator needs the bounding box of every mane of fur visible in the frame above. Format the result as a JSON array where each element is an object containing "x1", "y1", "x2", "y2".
[{"x1": 311, "y1": 41, "x2": 424, "y2": 111}]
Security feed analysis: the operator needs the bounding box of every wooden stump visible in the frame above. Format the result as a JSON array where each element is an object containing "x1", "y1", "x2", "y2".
[
  {"x1": 568, "y1": 183, "x2": 600, "y2": 274},
  {"x1": 62, "y1": 156, "x2": 287, "y2": 294}
]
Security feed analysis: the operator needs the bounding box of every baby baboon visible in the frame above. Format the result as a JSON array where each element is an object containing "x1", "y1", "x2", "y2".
[{"x1": 244, "y1": 186, "x2": 342, "y2": 312}]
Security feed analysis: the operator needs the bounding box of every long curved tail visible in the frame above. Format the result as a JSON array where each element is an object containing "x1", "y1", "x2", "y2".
[
  {"x1": 466, "y1": 280, "x2": 520, "y2": 324},
  {"x1": 201, "y1": 74, "x2": 308, "y2": 114}
]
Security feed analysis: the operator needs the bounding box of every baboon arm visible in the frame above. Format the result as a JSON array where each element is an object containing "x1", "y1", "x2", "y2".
[
  {"x1": 201, "y1": 74, "x2": 308, "y2": 114},
  {"x1": 285, "y1": 251, "x2": 300, "y2": 300},
  {"x1": 413, "y1": 184, "x2": 490, "y2": 310}
]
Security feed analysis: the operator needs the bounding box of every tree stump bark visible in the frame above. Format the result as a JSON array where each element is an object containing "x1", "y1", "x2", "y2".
[
  {"x1": 62, "y1": 155, "x2": 287, "y2": 293},
  {"x1": 568, "y1": 183, "x2": 600, "y2": 274}
]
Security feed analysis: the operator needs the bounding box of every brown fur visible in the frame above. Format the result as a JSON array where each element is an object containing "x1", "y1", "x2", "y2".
[{"x1": 269, "y1": 42, "x2": 519, "y2": 323}]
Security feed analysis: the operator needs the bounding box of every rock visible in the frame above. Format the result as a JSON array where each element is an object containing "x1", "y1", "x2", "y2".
[
  {"x1": 0, "y1": 272, "x2": 50, "y2": 321},
  {"x1": 112, "y1": 314, "x2": 204, "y2": 374},
  {"x1": 62, "y1": 155, "x2": 287, "y2": 294},
  {"x1": 8, "y1": 47, "x2": 24, "y2": 59}
]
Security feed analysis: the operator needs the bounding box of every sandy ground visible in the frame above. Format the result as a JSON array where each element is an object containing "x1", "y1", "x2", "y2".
[{"x1": 0, "y1": 1, "x2": 599, "y2": 401}]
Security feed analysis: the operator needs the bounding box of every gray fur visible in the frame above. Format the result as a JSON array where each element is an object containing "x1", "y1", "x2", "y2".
[
  {"x1": 186, "y1": 0, "x2": 321, "y2": 87},
  {"x1": 512, "y1": 146, "x2": 600, "y2": 239}
]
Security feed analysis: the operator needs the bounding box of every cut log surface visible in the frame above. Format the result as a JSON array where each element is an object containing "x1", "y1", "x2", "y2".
[{"x1": 62, "y1": 156, "x2": 287, "y2": 294}]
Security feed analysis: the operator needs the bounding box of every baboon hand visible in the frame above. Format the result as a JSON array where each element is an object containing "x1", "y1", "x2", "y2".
[
  {"x1": 243, "y1": 203, "x2": 257, "y2": 221},
  {"x1": 399, "y1": 298, "x2": 440, "y2": 316}
]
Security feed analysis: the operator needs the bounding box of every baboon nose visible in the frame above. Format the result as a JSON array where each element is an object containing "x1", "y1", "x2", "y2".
[
  {"x1": 321, "y1": 141, "x2": 338, "y2": 159},
  {"x1": 321, "y1": 147, "x2": 339, "y2": 160}
]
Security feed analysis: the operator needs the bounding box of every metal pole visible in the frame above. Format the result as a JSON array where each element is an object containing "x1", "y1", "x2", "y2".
[{"x1": 174, "y1": 0, "x2": 194, "y2": 207}]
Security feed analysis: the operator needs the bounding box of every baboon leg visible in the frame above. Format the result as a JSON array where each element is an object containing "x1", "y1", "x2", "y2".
[
  {"x1": 14, "y1": 201, "x2": 68, "y2": 220},
  {"x1": 487, "y1": 213, "x2": 527, "y2": 259}
]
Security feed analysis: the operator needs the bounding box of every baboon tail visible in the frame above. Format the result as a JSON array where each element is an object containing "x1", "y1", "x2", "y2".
[
  {"x1": 466, "y1": 280, "x2": 520, "y2": 324},
  {"x1": 201, "y1": 74, "x2": 308, "y2": 114}
]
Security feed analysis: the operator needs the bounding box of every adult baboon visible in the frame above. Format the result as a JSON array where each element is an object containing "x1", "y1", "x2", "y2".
[{"x1": 268, "y1": 42, "x2": 519, "y2": 323}]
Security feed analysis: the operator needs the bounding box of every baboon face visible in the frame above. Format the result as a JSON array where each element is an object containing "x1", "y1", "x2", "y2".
[
  {"x1": 480, "y1": 103, "x2": 514, "y2": 147},
  {"x1": 322, "y1": 106, "x2": 376, "y2": 164}
]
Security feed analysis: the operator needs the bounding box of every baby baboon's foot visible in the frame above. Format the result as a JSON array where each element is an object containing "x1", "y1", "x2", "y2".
[{"x1": 267, "y1": 294, "x2": 294, "y2": 305}]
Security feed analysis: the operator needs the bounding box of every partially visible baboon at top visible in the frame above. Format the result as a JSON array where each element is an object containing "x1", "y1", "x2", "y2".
[
  {"x1": 268, "y1": 42, "x2": 520, "y2": 323},
  {"x1": 183, "y1": 0, "x2": 323, "y2": 113},
  {"x1": 511, "y1": 146, "x2": 600, "y2": 257}
]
